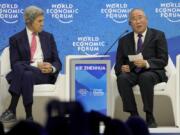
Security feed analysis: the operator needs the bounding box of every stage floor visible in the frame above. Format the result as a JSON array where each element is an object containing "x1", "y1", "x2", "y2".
[
  {"x1": 150, "y1": 127, "x2": 180, "y2": 135},
  {"x1": 99, "y1": 125, "x2": 180, "y2": 135}
]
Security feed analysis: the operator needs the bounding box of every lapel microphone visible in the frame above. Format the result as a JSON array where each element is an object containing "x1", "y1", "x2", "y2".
[{"x1": 104, "y1": 30, "x2": 129, "y2": 55}]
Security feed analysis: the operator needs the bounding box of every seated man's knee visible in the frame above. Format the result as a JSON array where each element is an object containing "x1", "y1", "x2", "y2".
[
  {"x1": 117, "y1": 73, "x2": 130, "y2": 83},
  {"x1": 23, "y1": 71, "x2": 33, "y2": 79},
  {"x1": 13, "y1": 63, "x2": 24, "y2": 71},
  {"x1": 138, "y1": 72, "x2": 153, "y2": 84}
]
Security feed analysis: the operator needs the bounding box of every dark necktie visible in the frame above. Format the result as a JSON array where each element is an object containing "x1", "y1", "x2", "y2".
[
  {"x1": 135, "y1": 34, "x2": 143, "y2": 73},
  {"x1": 137, "y1": 34, "x2": 143, "y2": 54}
]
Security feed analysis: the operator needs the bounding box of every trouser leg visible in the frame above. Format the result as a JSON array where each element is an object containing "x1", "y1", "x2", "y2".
[
  {"x1": 8, "y1": 63, "x2": 26, "y2": 95},
  {"x1": 116, "y1": 73, "x2": 138, "y2": 112},
  {"x1": 21, "y1": 70, "x2": 34, "y2": 106},
  {"x1": 8, "y1": 63, "x2": 51, "y2": 118},
  {"x1": 8, "y1": 93, "x2": 20, "y2": 114},
  {"x1": 138, "y1": 71, "x2": 161, "y2": 113}
]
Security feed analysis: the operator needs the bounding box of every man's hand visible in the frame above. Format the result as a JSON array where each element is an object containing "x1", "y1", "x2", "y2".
[
  {"x1": 133, "y1": 59, "x2": 146, "y2": 68},
  {"x1": 38, "y1": 62, "x2": 53, "y2": 73},
  {"x1": 121, "y1": 65, "x2": 130, "y2": 73}
]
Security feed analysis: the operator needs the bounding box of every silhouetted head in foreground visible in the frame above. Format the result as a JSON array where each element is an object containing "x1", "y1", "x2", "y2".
[
  {"x1": 126, "y1": 116, "x2": 150, "y2": 135},
  {"x1": 6, "y1": 120, "x2": 45, "y2": 135}
]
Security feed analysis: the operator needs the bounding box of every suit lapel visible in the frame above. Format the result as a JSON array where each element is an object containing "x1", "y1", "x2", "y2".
[
  {"x1": 39, "y1": 32, "x2": 46, "y2": 59},
  {"x1": 129, "y1": 32, "x2": 136, "y2": 54},
  {"x1": 22, "y1": 29, "x2": 31, "y2": 59},
  {"x1": 142, "y1": 28, "x2": 152, "y2": 52}
]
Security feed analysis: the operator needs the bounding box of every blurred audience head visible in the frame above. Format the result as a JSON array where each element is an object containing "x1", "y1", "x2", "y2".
[
  {"x1": 126, "y1": 116, "x2": 150, "y2": 135},
  {"x1": 6, "y1": 120, "x2": 45, "y2": 135},
  {"x1": 104, "y1": 119, "x2": 132, "y2": 135},
  {"x1": 45, "y1": 99, "x2": 88, "y2": 135}
]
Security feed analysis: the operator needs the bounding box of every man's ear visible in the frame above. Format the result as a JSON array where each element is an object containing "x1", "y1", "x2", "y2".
[{"x1": 128, "y1": 21, "x2": 131, "y2": 26}]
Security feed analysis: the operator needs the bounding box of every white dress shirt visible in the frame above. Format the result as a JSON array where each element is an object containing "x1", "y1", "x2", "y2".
[
  {"x1": 133, "y1": 29, "x2": 150, "y2": 68},
  {"x1": 26, "y1": 27, "x2": 56, "y2": 72},
  {"x1": 26, "y1": 27, "x2": 43, "y2": 67}
]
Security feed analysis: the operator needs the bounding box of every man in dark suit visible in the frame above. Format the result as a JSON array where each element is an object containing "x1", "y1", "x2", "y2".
[
  {"x1": 114, "y1": 8, "x2": 168, "y2": 127},
  {"x1": 0, "y1": 6, "x2": 62, "y2": 122}
]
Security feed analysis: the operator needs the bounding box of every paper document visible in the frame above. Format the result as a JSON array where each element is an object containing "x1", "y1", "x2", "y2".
[{"x1": 128, "y1": 53, "x2": 143, "y2": 62}]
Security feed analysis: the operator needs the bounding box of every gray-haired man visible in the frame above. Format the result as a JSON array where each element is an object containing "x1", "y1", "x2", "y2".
[{"x1": 0, "y1": 5, "x2": 61, "y2": 122}]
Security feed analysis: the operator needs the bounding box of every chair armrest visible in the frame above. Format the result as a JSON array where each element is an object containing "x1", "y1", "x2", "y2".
[
  {"x1": 176, "y1": 54, "x2": 180, "y2": 127},
  {"x1": 0, "y1": 47, "x2": 11, "y2": 76}
]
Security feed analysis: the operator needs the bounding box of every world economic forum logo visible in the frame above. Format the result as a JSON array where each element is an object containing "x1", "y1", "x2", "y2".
[
  {"x1": 0, "y1": 3, "x2": 23, "y2": 24},
  {"x1": 155, "y1": 2, "x2": 180, "y2": 23},
  {"x1": 72, "y1": 36, "x2": 105, "y2": 55},
  {"x1": 101, "y1": 3, "x2": 131, "y2": 23},
  {"x1": 46, "y1": 3, "x2": 78, "y2": 24},
  {"x1": 78, "y1": 89, "x2": 88, "y2": 96}
]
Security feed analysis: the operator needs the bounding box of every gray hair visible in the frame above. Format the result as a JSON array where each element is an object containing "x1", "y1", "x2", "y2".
[
  {"x1": 24, "y1": 5, "x2": 44, "y2": 25},
  {"x1": 128, "y1": 8, "x2": 146, "y2": 23}
]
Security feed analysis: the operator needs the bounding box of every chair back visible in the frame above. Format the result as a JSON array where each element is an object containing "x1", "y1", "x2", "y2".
[
  {"x1": 0, "y1": 47, "x2": 11, "y2": 76},
  {"x1": 165, "y1": 56, "x2": 176, "y2": 78}
]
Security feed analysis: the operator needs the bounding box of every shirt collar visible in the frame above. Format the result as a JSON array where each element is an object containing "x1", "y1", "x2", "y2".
[
  {"x1": 26, "y1": 27, "x2": 38, "y2": 36},
  {"x1": 134, "y1": 28, "x2": 147, "y2": 38}
]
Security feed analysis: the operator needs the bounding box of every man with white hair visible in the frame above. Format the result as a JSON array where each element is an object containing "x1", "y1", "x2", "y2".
[
  {"x1": 114, "y1": 8, "x2": 168, "y2": 128},
  {"x1": 0, "y1": 5, "x2": 62, "y2": 122}
]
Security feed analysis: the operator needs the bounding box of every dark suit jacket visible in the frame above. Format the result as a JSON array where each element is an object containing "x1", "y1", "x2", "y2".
[
  {"x1": 114, "y1": 28, "x2": 168, "y2": 82},
  {"x1": 7, "y1": 29, "x2": 62, "y2": 83}
]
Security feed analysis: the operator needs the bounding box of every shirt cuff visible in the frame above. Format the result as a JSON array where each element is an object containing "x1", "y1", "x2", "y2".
[
  {"x1": 30, "y1": 62, "x2": 38, "y2": 67},
  {"x1": 145, "y1": 60, "x2": 150, "y2": 69},
  {"x1": 52, "y1": 66, "x2": 56, "y2": 73}
]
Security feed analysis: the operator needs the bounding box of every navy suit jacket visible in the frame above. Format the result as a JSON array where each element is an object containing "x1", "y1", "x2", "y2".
[
  {"x1": 7, "y1": 29, "x2": 62, "y2": 83},
  {"x1": 114, "y1": 28, "x2": 168, "y2": 82}
]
